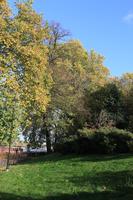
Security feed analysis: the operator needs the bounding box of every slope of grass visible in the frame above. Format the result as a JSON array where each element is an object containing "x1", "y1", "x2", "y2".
[{"x1": 0, "y1": 154, "x2": 133, "y2": 200}]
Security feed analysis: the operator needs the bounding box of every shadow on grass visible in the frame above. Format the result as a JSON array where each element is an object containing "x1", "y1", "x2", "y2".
[
  {"x1": 20, "y1": 153, "x2": 133, "y2": 165},
  {"x1": 0, "y1": 191, "x2": 132, "y2": 200},
  {"x1": 69, "y1": 170, "x2": 133, "y2": 199}
]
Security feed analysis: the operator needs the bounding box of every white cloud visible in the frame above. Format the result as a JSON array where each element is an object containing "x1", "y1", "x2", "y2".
[{"x1": 123, "y1": 12, "x2": 133, "y2": 24}]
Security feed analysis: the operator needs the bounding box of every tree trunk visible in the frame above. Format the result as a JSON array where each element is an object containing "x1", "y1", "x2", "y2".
[
  {"x1": 42, "y1": 114, "x2": 52, "y2": 154},
  {"x1": 6, "y1": 103, "x2": 15, "y2": 170},
  {"x1": 6, "y1": 135, "x2": 12, "y2": 170},
  {"x1": 46, "y1": 128, "x2": 52, "y2": 153}
]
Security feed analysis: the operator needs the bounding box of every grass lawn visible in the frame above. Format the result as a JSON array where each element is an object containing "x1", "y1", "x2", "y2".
[{"x1": 0, "y1": 154, "x2": 133, "y2": 200}]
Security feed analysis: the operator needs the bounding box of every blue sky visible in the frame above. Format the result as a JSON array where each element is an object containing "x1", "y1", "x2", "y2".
[{"x1": 8, "y1": 0, "x2": 133, "y2": 76}]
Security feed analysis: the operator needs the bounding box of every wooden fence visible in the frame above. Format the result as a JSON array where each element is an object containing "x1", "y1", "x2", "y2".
[{"x1": 0, "y1": 147, "x2": 27, "y2": 170}]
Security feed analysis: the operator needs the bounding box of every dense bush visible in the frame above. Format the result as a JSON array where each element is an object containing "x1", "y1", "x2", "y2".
[
  {"x1": 94, "y1": 128, "x2": 133, "y2": 153},
  {"x1": 54, "y1": 128, "x2": 133, "y2": 154}
]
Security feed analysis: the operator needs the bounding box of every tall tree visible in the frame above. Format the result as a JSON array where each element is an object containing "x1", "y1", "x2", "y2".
[
  {"x1": 0, "y1": 0, "x2": 51, "y2": 163},
  {"x1": 41, "y1": 35, "x2": 89, "y2": 151}
]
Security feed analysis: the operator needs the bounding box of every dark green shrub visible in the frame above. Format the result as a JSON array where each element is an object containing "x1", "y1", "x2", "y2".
[
  {"x1": 54, "y1": 128, "x2": 133, "y2": 154},
  {"x1": 54, "y1": 136, "x2": 79, "y2": 154},
  {"x1": 92, "y1": 128, "x2": 133, "y2": 154},
  {"x1": 127, "y1": 141, "x2": 133, "y2": 152}
]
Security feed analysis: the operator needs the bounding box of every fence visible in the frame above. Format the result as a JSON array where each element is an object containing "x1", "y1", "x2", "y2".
[
  {"x1": 0, "y1": 159, "x2": 7, "y2": 169},
  {"x1": 0, "y1": 147, "x2": 47, "y2": 170},
  {"x1": 0, "y1": 148, "x2": 27, "y2": 170}
]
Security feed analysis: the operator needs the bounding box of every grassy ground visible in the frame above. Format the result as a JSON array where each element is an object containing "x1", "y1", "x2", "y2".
[{"x1": 0, "y1": 154, "x2": 133, "y2": 200}]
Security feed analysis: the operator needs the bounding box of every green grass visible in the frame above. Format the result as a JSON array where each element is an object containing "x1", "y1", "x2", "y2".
[{"x1": 0, "y1": 154, "x2": 133, "y2": 200}]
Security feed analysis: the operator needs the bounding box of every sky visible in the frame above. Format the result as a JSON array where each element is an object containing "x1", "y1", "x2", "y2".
[{"x1": 8, "y1": 0, "x2": 133, "y2": 76}]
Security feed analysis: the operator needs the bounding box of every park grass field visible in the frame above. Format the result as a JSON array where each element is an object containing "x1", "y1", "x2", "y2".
[{"x1": 0, "y1": 154, "x2": 133, "y2": 200}]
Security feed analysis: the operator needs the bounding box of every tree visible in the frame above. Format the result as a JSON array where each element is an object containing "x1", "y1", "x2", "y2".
[
  {"x1": 119, "y1": 73, "x2": 133, "y2": 95},
  {"x1": 85, "y1": 83, "x2": 124, "y2": 128},
  {"x1": 86, "y1": 50, "x2": 110, "y2": 92},
  {"x1": 0, "y1": 0, "x2": 51, "y2": 165},
  {"x1": 47, "y1": 22, "x2": 70, "y2": 65},
  {"x1": 118, "y1": 73, "x2": 133, "y2": 131},
  {"x1": 125, "y1": 87, "x2": 133, "y2": 132},
  {"x1": 25, "y1": 22, "x2": 68, "y2": 151},
  {"x1": 40, "y1": 36, "x2": 90, "y2": 151},
  {"x1": 0, "y1": 1, "x2": 22, "y2": 168}
]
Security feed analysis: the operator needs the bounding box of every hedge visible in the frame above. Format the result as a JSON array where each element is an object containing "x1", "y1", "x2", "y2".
[{"x1": 54, "y1": 128, "x2": 133, "y2": 154}]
